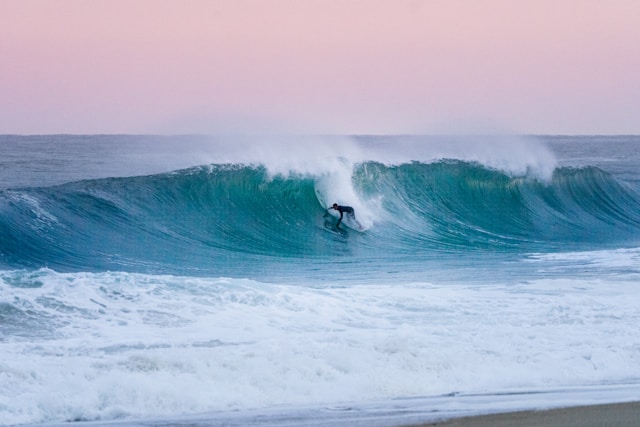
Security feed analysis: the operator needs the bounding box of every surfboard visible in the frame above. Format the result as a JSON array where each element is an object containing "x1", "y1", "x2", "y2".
[
  {"x1": 342, "y1": 216, "x2": 364, "y2": 231},
  {"x1": 323, "y1": 209, "x2": 364, "y2": 232},
  {"x1": 323, "y1": 213, "x2": 348, "y2": 235}
]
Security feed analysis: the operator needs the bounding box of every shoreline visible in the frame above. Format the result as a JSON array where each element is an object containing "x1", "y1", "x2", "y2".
[
  {"x1": 15, "y1": 400, "x2": 640, "y2": 426},
  {"x1": 407, "y1": 401, "x2": 640, "y2": 427}
]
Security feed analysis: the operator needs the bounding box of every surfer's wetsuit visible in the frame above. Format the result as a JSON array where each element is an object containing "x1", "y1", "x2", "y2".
[{"x1": 331, "y1": 204, "x2": 355, "y2": 226}]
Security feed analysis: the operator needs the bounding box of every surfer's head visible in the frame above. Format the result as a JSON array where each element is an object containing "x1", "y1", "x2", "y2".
[{"x1": 332, "y1": 203, "x2": 338, "y2": 209}]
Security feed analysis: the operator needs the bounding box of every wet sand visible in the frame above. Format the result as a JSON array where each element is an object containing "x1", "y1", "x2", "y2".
[{"x1": 408, "y1": 401, "x2": 640, "y2": 427}]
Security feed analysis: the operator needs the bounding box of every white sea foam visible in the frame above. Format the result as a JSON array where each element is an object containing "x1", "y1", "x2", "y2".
[
  {"x1": 206, "y1": 134, "x2": 558, "y2": 181},
  {"x1": 2, "y1": 268, "x2": 639, "y2": 425},
  {"x1": 313, "y1": 164, "x2": 379, "y2": 229},
  {"x1": 528, "y1": 247, "x2": 640, "y2": 271}
]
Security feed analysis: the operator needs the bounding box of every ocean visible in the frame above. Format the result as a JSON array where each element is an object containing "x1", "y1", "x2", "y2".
[{"x1": 1, "y1": 134, "x2": 639, "y2": 426}]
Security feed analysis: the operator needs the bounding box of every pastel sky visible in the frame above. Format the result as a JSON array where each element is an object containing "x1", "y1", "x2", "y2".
[{"x1": 2, "y1": 0, "x2": 639, "y2": 134}]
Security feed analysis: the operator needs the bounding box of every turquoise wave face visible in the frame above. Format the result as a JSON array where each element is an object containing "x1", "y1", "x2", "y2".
[
  {"x1": 360, "y1": 161, "x2": 640, "y2": 251},
  {"x1": 1, "y1": 161, "x2": 639, "y2": 275}
]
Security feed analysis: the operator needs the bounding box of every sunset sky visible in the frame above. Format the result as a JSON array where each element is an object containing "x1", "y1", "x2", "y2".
[{"x1": 2, "y1": 0, "x2": 639, "y2": 135}]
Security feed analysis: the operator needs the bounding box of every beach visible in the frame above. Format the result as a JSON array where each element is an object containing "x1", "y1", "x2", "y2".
[{"x1": 412, "y1": 401, "x2": 640, "y2": 427}]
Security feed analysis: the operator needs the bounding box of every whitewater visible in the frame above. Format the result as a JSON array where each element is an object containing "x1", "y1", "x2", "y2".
[{"x1": 1, "y1": 135, "x2": 639, "y2": 426}]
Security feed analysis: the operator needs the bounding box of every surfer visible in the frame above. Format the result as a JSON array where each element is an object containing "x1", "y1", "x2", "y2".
[{"x1": 330, "y1": 203, "x2": 356, "y2": 227}]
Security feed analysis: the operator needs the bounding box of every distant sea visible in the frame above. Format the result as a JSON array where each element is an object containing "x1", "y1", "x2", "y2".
[{"x1": 1, "y1": 134, "x2": 639, "y2": 426}]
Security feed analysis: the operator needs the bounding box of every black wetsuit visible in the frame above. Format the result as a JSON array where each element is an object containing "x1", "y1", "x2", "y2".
[{"x1": 334, "y1": 205, "x2": 355, "y2": 225}]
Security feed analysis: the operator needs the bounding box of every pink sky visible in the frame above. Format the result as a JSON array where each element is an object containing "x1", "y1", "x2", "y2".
[{"x1": 1, "y1": 0, "x2": 639, "y2": 134}]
